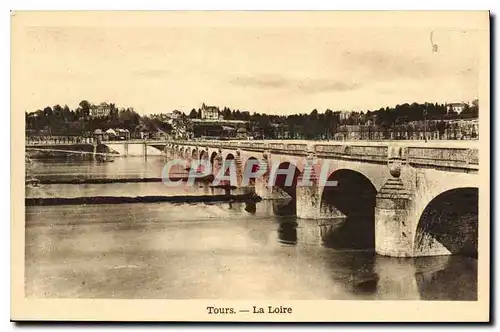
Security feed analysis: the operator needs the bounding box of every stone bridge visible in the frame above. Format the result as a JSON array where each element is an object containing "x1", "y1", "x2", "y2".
[{"x1": 163, "y1": 139, "x2": 479, "y2": 258}]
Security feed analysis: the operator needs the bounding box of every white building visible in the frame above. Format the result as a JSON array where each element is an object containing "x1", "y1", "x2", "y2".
[
  {"x1": 90, "y1": 102, "x2": 112, "y2": 118},
  {"x1": 200, "y1": 103, "x2": 222, "y2": 120},
  {"x1": 446, "y1": 102, "x2": 468, "y2": 114}
]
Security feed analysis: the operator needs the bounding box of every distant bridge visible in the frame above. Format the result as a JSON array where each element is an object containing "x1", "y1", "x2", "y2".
[{"x1": 25, "y1": 139, "x2": 168, "y2": 157}]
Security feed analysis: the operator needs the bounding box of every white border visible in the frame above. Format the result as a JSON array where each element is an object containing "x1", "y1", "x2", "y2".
[{"x1": 3, "y1": 1, "x2": 498, "y2": 331}]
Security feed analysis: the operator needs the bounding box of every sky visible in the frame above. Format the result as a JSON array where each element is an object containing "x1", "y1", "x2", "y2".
[{"x1": 12, "y1": 12, "x2": 483, "y2": 115}]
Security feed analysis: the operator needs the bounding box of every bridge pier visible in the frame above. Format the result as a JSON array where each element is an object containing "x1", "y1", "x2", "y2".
[
  {"x1": 296, "y1": 155, "x2": 321, "y2": 219},
  {"x1": 296, "y1": 185, "x2": 322, "y2": 219},
  {"x1": 296, "y1": 150, "x2": 326, "y2": 219},
  {"x1": 254, "y1": 150, "x2": 272, "y2": 199},
  {"x1": 213, "y1": 149, "x2": 223, "y2": 176},
  {"x1": 235, "y1": 149, "x2": 244, "y2": 186},
  {"x1": 375, "y1": 161, "x2": 414, "y2": 257}
]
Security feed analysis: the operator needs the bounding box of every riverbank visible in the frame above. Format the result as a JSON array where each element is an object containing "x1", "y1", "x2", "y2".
[{"x1": 26, "y1": 192, "x2": 262, "y2": 206}]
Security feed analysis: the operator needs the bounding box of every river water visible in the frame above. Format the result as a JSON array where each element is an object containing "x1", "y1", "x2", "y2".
[{"x1": 25, "y1": 157, "x2": 477, "y2": 300}]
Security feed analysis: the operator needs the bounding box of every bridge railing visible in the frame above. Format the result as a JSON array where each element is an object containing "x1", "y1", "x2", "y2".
[
  {"x1": 166, "y1": 139, "x2": 479, "y2": 172},
  {"x1": 405, "y1": 146, "x2": 479, "y2": 170}
]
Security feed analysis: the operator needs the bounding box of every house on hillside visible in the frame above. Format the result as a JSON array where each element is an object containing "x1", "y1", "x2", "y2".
[
  {"x1": 446, "y1": 102, "x2": 467, "y2": 114},
  {"x1": 90, "y1": 102, "x2": 112, "y2": 118},
  {"x1": 200, "y1": 103, "x2": 223, "y2": 120}
]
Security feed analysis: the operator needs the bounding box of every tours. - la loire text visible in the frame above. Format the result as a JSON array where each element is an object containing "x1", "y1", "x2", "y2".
[{"x1": 207, "y1": 306, "x2": 292, "y2": 314}]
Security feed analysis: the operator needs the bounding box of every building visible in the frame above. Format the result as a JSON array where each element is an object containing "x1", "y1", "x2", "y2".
[
  {"x1": 339, "y1": 111, "x2": 352, "y2": 121},
  {"x1": 105, "y1": 128, "x2": 117, "y2": 138},
  {"x1": 167, "y1": 110, "x2": 182, "y2": 119},
  {"x1": 190, "y1": 118, "x2": 248, "y2": 138},
  {"x1": 200, "y1": 103, "x2": 222, "y2": 120},
  {"x1": 446, "y1": 102, "x2": 467, "y2": 114},
  {"x1": 93, "y1": 129, "x2": 104, "y2": 142},
  {"x1": 90, "y1": 102, "x2": 112, "y2": 118},
  {"x1": 115, "y1": 128, "x2": 131, "y2": 140}
]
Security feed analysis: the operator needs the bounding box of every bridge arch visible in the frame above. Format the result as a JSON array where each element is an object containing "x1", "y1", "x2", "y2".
[
  {"x1": 182, "y1": 147, "x2": 190, "y2": 159},
  {"x1": 224, "y1": 153, "x2": 235, "y2": 164},
  {"x1": 199, "y1": 149, "x2": 208, "y2": 161},
  {"x1": 191, "y1": 148, "x2": 198, "y2": 160},
  {"x1": 215, "y1": 153, "x2": 236, "y2": 181},
  {"x1": 210, "y1": 151, "x2": 218, "y2": 166},
  {"x1": 270, "y1": 162, "x2": 302, "y2": 216},
  {"x1": 169, "y1": 145, "x2": 177, "y2": 156},
  {"x1": 319, "y1": 169, "x2": 377, "y2": 249},
  {"x1": 413, "y1": 187, "x2": 478, "y2": 257},
  {"x1": 272, "y1": 162, "x2": 302, "y2": 197},
  {"x1": 244, "y1": 156, "x2": 260, "y2": 186}
]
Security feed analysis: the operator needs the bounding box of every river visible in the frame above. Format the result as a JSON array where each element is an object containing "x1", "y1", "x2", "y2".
[{"x1": 25, "y1": 157, "x2": 477, "y2": 300}]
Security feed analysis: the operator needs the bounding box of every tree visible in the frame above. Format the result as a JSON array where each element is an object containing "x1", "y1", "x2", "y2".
[
  {"x1": 189, "y1": 109, "x2": 199, "y2": 119},
  {"x1": 53, "y1": 104, "x2": 63, "y2": 121},
  {"x1": 62, "y1": 105, "x2": 71, "y2": 121},
  {"x1": 222, "y1": 107, "x2": 232, "y2": 120},
  {"x1": 79, "y1": 100, "x2": 90, "y2": 111},
  {"x1": 42, "y1": 106, "x2": 53, "y2": 118},
  {"x1": 79, "y1": 100, "x2": 90, "y2": 118}
]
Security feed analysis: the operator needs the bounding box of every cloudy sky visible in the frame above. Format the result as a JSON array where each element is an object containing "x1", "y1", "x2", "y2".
[{"x1": 12, "y1": 12, "x2": 483, "y2": 115}]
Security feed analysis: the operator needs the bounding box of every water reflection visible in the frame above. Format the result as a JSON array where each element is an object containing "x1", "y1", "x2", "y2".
[
  {"x1": 277, "y1": 221, "x2": 298, "y2": 245},
  {"x1": 244, "y1": 202, "x2": 257, "y2": 214},
  {"x1": 414, "y1": 255, "x2": 477, "y2": 301},
  {"x1": 272, "y1": 198, "x2": 296, "y2": 217},
  {"x1": 26, "y1": 200, "x2": 478, "y2": 300},
  {"x1": 25, "y1": 158, "x2": 477, "y2": 300}
]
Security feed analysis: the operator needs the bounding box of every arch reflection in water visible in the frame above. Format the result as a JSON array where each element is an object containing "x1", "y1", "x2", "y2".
[
  {"x1": 277, "y1": 220, "x2": 298, "y2": 245},
  {"x1": 413, "y1": 255, "x2": 477, "y2": 301},
  {"x1": 323, "y1": 250, "x2": 379, "y2": 297},
  {"x1": 321, "y1": 251, "x2": 477, "y2": 300},
  {"x1": 272, "y1": 162, "x2": 301, "y2": 215},
  {"x1": 373, "y1": 255, "x2": 477, "y2": 301},
  {"x1": 318, "y1": 219, "x2": 348, "y2": 248},
  {"x1": 272, "y1": 198, "x2": 296, "y2": 217},
  {"x1": 244, "y1": 202, "x2": 257, "y2": 214}
]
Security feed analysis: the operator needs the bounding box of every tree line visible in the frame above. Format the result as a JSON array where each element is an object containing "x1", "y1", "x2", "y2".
[
  {"x1": 183, "y1": 100, "x2": 478, "y2": 139},
  {"x1": 26, "y1": 100, "x2": 145, "y2": 136},
  {"x1": 26, "y1": 99, "x2": 479, "y2": 140}
]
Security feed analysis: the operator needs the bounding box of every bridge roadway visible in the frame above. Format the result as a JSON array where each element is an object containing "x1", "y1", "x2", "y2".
[
  {"x1": 26, "y1": 139, "x2": 479, "y2": 160},
  {"x1": 26, "y1": 138, "x2": 479, "y2": 148}
]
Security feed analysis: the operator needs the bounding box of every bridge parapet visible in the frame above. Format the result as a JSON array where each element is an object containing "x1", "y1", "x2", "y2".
[
  {"x1": 405, "y1": 146, "x2": 479, "y2": 171},
  {"x1": 238, "y1": 142, "x2": 266, "y2": 152},
  {"x1": 166, "y1": 140, "x2": 479, "y2": 172},
  {"x1": 284, "y1": 143, "x2": 308, "y2": 155},
  {"x1": 314, "y1": 144, "x2": 388, "y2": 163}
]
